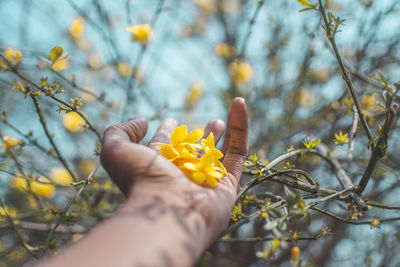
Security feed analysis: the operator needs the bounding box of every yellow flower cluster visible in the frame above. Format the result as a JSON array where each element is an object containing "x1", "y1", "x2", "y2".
[
  {"x1": 126, "y1": 24, "x2": 154, "y2": 46},
  {"x1": 152, "y1": 125, "x2": 227, "y2": 187}
]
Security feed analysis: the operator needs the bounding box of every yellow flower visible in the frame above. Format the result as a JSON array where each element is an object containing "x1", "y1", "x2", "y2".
[
  {"x1": 4, "y1": 46, "x2": 23, "y2": 65},
  {"x1": 214, "y1": 43, "x2": 236, "y2": 58},
  {"x1": 231, "y1": 203, "x2": 242, "y2": 221},
  {"x1": 2, "y1": 136, "x2": 21, "y2": 149},
  {"x1": 49, "y1": 167, "x2": 73, "y2": 186},
  {"x1": 181, "y1": 149, "x2": 226, "y2": 187},
  {"x1": 185, "y1": 82, "x2": 204, "y2": 110},
  {"x1": 69, "y1": 17, "x2": 85, "y2": 40},
  {"x1": 117, "y1": 61, "x2": 132, "y2": 77},
  {"x1": 10, "y1": 177, "x2": 55, "y2": 198},
  {"x1": 370, "y1": 218, "x2": 381, "y2": 229},
  {"x1": 153, "y1": 124, "x2": 204, "y2": 163},
  {"x1": 228, "y1": 59, "x2": 254, "y2": 86},
  {"x1": 126, "y1": 24, "x2": 154, "y2": 46},
  {"x1": 153, "y1": 125, "x2": 227, "y2": 187},
  {"x1": 51, "y1": 57, "x2": 70, "y2": 71},
  {"x1": 334, "y1": 131, "x2": 349, "y2": 145},
  {"x1": 62, "y1": 112, "x2": 86, "y2": 132},
  {"x1": 0, "y1": 206, "x2": 17, "y2": 221}
]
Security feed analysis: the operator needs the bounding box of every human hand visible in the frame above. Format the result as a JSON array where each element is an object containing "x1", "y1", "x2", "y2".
[{"x1": 100, "y1": 97, "x2": 249, "y2": 243}]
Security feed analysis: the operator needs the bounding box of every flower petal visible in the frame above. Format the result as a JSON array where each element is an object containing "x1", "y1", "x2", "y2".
[
  {"x1": 185, "y1": 128, "x2": 204, "y2": 143},
  {"x1": 170, "y1": 125, "x2": 188, "y2": 146}
]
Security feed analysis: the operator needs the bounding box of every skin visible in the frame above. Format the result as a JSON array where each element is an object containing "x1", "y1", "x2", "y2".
[{"x1": 39, "y1": 97, "x2": 249, "y2": 267}]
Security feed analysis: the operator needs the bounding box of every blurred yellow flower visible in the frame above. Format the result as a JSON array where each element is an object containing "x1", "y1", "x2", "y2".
[
  {"x1": 88, "y1": 53, "x2": 103, "y2": 69},
  {"x1": 361, "y1": 94, "x2": 377, "y2": 111},
  {"x1": 80, "y1": 85, "x2": 97, "y2": 103},
  {"x1": 299, "y1": 89, "x2": 316, "y2": 107},
  {"x1": 195, "y1": 0, "x2": 217, "y2": 14},
  {"x1": 51, "y1": 57, "x2": 70, "y2": 71},
  {"x1": 2, "y1": 136, "x2": 21, "y2": 149},
  {"x1": 62, "y1": 112, "x2": 86, "y2": 132},
  {"x1": 11, "y1": 177, "x2": 55, "y2": 198},
  {"x1": 126, "y1": 24, "x2": 154, "y2": 46},
  {"x1": 49, "y1": 167, "x2": 73, "y2": 186},
  {"x1": 214, "y1": 43, "x2": 236, "y2": 58},
  {"x1": 228, "y1": 59, "x2": 254, "y2": 86},
  {"x1": 185, "y1": 82, "x2": 204, "y2": 110},
  {"x1": 0, "y1": 205, "x2": 17, "y2": 221},
  {"x1": 69, "y1": 17, "x2": 85, "y2": 40},
  {"x1": 334, "y1": 131, "x2": 349, "y2": 145},
  {"x1": 117, "y1": 61, "x2": 132, "y2": 77},
  {"x1": 219, "y1": 0, "x2": 240, "y2": 13},
  {"x1": 310, "y1": 68, "x2": 331, "y2": 82},
  {"x1": 4, "y1": 46, "x2": 23, "y2": 65},
  {"x1": 134, "y1": 68, "x2": 146, "y2": 86},
  {"x1": 79, "y1": 159, "x2": 97, "y2": 176}
]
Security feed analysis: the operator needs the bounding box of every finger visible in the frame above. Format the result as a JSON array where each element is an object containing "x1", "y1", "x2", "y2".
[
  {"x1": 148, "y1": 118, "x2": 178, "y2": 149},
  {"x1": 222, "y1": 98, "x2": 249, "y2": 188},
  {"x1": 101, "y1": 118, "x2": 148, "y2": 146},
  {"x1": 221, "y1": 110, "x2": 232, "y2": 156},
  {"x1": 203, "y1": 119, "x2": 225, "y2": 145},
  {"x1": 100, "y1": 118, "x2": 151, "y2": 195}
]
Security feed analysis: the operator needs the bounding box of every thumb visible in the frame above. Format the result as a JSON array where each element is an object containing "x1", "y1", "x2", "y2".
[{"x1": 222, "y1": 98, "x2": 249, "y2": 189}]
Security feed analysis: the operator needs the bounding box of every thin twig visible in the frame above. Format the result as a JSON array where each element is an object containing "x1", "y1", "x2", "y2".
[
  {"x1": 346, "y1": 106, "x2": 359, "y2": 167},
  {"x1": 318, "y1": 0, "x2": 373, "y2": 141},
  {"x1": 355, "y1": 103, "x2": 398, "y2": 195},
  {"x1": 311, "y1": 206, "x2": 400, "y2": 225},
  {"x1": 41, "y1": 161, "x2": 100, "y2": 255},
  {"x1": 30, "y1": 94, "x2": 78, "y2": 182},
  {"x1": 0, "y1": 198, "x2": 39, "y2": 259}
]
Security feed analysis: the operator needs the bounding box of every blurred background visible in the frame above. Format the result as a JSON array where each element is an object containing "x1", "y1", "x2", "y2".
[{"x1": 1, "y1": 0, "x2": 400, "y2": 266}]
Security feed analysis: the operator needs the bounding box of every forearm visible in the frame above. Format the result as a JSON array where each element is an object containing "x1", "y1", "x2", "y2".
[{"x1": 40, "y1": 192, "x2": 212, "y2": 267}]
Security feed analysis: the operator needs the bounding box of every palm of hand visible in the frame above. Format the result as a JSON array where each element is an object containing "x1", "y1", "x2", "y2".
[{"x1": 100, "y1": 98, "x2": 248, "y2": 236}]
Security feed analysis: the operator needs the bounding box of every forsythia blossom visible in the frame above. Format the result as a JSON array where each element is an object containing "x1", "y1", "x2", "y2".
[
  {"x1": 152, "y1": 124, "x2": 227, "y2": 187},
  {"x1": 334, "y1": 131, "x2": 349, "y2": 145},
  {"x1": 126, "y1": 24, "x2": 154, "y2": 46}
]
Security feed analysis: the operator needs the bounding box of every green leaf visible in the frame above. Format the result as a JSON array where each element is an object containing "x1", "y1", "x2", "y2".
[{"x1": 49, "y1": 46, "x2": 63, "y2": 63}]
